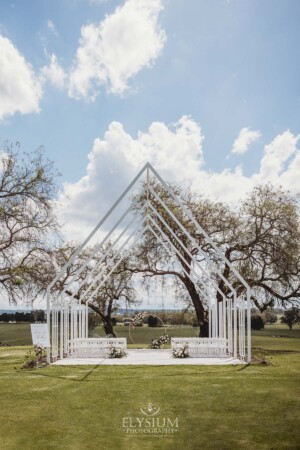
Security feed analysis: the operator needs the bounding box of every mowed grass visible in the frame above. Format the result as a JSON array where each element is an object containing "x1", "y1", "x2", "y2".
[
  {"x1": 0, "y1": 324, "x2": 300, "y2": 450},
  {"x1": 0, "y1": 324, "x2": 299, "y2": 449}
]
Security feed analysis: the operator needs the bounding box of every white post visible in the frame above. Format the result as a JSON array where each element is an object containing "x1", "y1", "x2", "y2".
[
  {"x1": 46, "y1": 288, "x2": 51, "y2": 364},
  {"x1": 60, "y1": 296, "x2": 64, "y2": 360},
  {"x1": 247, "y1": 288, "x2": 251, "y2": 363},
  {"x1": 233, "y1": 295, "x2": 237, "y2": 359},
  {"x1": 86, "y1": 303, "x2": 88, "y2": 338}
]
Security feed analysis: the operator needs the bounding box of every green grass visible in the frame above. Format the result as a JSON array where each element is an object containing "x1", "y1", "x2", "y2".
[
  {"x1": 0, "y1": 325, "x2": 299, "y2": 449},
  {"x1": 0, "y1": 323, "x2": 34, "y2": 345}
]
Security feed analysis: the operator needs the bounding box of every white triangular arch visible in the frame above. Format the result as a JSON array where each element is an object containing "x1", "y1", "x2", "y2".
[{"x1": 47, "y1": 163, "x2": 251, "y2": 363}]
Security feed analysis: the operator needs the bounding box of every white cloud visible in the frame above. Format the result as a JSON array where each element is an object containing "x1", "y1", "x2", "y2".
[
  {"x1": 57, "y1": 117, "x2": 300, "y2": 241},
  {"x1": 47, "y1": 20, "x2": 58, "y2": 36},
  {"x1": 68, "y1": 0, "x2": 166, "y2": 100},
  {"x1": 0, "y1": 35, "x2": 42, "y2": 120},
  {"x1": 40, "y1": 54, "x2": 66, "y2": 90},
  {"x1": 89, "y1": 0, "x2": 110, "y2": 4},
  {"x1": 231, "y1": 127, "x2": 261, "y2": 155}
]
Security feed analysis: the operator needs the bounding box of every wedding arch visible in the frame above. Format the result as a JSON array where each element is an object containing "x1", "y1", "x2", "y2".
[{"x1": 46, "y1": 163, "x2": 251, "y2": 364}]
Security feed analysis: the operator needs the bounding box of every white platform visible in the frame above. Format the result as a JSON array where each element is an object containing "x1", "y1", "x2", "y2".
[{"x1": 52, "y1": 349, "x2": 244, "y2": 366}]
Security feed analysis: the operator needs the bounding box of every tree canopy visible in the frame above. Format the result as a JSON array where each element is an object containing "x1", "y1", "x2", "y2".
[{"x1": 0, "y1": 142, "x2": 59, "y2": 303}]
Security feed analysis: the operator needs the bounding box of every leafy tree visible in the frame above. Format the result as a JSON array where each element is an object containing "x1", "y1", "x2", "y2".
[
  {"x1": 88, "y1": 313, "x2": 102, "y2": 333},
  {"x1": 251, "y1": 315, "x2": 265, "y2": 330},
  {"x1": 33, "y1": 310, "x2": 46, "y2": 322},
  {"x1": 47, "y1": 244, "x2": 137, "y2": 337},
  {"x1": 0, "y1": 141, "x2": 59, "y2": 304},
  {"x1": 148, "y1": 314, "x2": 159, "y2": 327},
  {"x1": 280, "y1": 307, "x2": 300, "y2": 330},
  {"x1": 262, "y1": 309, "x2": 277, "y2": 325},
  {"x1": 221, "y1": 185, "x2": 300, "y2": 313},
  {"x1": 117, "y1": 181, "x2": 300, "y2": 337}
]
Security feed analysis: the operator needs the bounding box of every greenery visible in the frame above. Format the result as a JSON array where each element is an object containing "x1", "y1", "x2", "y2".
[
  {"x1": 149, "y1": 334, "x2": 169, "y2": 349},
  {"x1": 0, "y1": 142, "x2": 59, "y2": 304},
  {"x1": 172, "y1": 343, "x2": 189, "y2": 358},
  {"x1": 251, "y1": 315, "x2": 265, "y2": 330},
  {"x1": 0, "y1": 325, "x2": 299, "y2": 449},
  {"x1": 262, "y1": 309, "x2": 277, "y2": 325},
  {"x1": 280, "y1": 307, "x2": 300, "y2": 330},
  {"x1": 148, "y1": 314, "x2": 160, "y2": 327},
  {"x1": 21, "y1": 345, "x2": 47, "y2": 369},
  {"x1": 0, "y1": 310, "x2": 45, "y2": 323},
  {"x1": 108, "y1": 345, "x2": 127, "y2": 359}
]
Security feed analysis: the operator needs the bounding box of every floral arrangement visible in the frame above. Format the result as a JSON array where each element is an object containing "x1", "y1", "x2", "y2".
[
  {"x1": 109, "y1": 345, "x2": 127, "y2": 359},
  {"x1": 150, "y1": 335, "x2": 169, "y2": 349},
  {"x1": 130, "y1": 312, "x2": 148, "y2": 328},
  {"x1": 21, "y1": 345, "x2": 47, "y2": 369},
  {"x1": 172, "y1": 343, "x2": 189, "y2": 358}
]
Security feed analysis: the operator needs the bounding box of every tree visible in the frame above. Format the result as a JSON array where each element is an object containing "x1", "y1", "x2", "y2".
[
  {"x1": 218, "y1": 185, "x2": 300, "y2": 313},
  {"x1": 0, "y1": 141, "x2": 59, "y2": 304},
  {"x1": 117, "y1": 181, "x2": 300, "y2": 337},
  {"x1": 262, "y1": 309, "x2": 277, "y2": 325},
  {"x1": 47, "y1": 244, "x2": 137, "y2": 337},
  {"x1": 148, "y1": 314, "x2": 158, "y2": 327},
  {"x1": 33, "y1": 310, "x2": 46, "y2": 322},
  {"x1": 280, "y1": 307, "x2": 300, "y2": 330},
  {"x1": 88, "y1": 313, "x2": 102, "y2": 333}
]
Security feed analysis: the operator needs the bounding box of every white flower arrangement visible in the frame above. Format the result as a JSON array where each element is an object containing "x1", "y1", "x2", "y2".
[
  {"x1": 109, "y1": 345, "x2": 127, "y2": 359},
  {"x1": 172, "y1": 343, "x2": 189, "y2": 358},
  {"x1": 150, "y1": 335, "x2": 169, "y2": 349}
]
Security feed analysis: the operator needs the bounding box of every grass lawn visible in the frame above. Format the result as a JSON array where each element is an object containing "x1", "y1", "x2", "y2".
[{"x1": 0, "y1": 324, "x2": 299, "y2": 449}]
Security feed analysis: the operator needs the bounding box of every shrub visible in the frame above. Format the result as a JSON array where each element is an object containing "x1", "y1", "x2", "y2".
[
  {"x1": 262, "y1": 310, "x2": 277, "y2": 325},
  {"x1": 148, "y1": 315, "x2": 159, "y2": 327},
  {"x1": 251, "y1": 315, "x2": 265, "y2": 330},
  {"x1": 21, "y1": 345, "x2": 47, "y2": 369}
]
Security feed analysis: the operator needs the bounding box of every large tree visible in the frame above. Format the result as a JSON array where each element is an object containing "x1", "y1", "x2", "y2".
[
  {"x1": 0, "y1": 141, "x2": 59, "y2": 304},
  {"x1": 116, "y1": 181, "x2": 300, "y2": 336},
  {"x1": 217, "y1": 185, "x2": 300, "y2": 312},
  {"x1": 47, "y1": 244, "x2": 137, "y2": 337}
]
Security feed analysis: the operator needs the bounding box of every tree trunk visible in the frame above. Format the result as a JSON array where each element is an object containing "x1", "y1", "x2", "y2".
[
  {"x1": 183, "y1": 276, "x2": 209, "y2": 337},
  {"x1": 103, "y1": 316, "x2": 116, "y2": 337}
]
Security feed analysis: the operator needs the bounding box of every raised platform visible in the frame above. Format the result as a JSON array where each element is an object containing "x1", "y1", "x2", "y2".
[{"x1": 52, "y1": 349, "x2": 244, "y2": 366}]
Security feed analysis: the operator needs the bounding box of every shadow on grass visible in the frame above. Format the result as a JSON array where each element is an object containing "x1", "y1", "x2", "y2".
[
  {"x1": 22, "y1": 365, "x2": 244, "y2": 383},
  {"x1": 253, "y1": 347, "x2": 300, "y2": 354},
  {"x1": 24, "y1": 364, "x2": 101, "y2": 382}
]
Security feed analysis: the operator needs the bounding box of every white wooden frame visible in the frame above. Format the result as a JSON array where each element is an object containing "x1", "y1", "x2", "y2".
[{"x1": 47, "y1": 163, "x2": 251, "y2": 363}]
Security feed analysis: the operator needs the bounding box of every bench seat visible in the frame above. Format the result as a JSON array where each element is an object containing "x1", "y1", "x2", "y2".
[
  {"x1": 171, "y1": 337, "x2": 228, "y2": 358},
  {"x1": 69, "y1": 338, "x2": 127, "y2": 358}
]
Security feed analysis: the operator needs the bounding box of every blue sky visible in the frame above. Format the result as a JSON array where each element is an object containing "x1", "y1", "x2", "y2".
[
  {"x1": 0, "y1": 0, "x2": 299, "y2": 309},
  {"x1": 1, "y1": 0, "x2": 299, "y2": 184},
  {"x1": 0, "y1": 0, "x2": 300, "y2": 243}
]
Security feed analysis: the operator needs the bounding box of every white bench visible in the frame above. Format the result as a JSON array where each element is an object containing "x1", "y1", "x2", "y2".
[
  {"x1": 69, "y1": 338, "x2": 127, "y2": 358},
  {"x1": 171, "y1": 338, "x2": 228, "y2": 358}
]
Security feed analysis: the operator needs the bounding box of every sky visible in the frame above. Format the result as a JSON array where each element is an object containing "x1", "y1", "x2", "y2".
[{"x1": 0, "y1": 0, "x2": 300, "y2": 308}]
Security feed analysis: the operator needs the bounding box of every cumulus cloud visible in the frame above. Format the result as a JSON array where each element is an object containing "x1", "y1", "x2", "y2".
[
  {"x1": 57, "y1": 117, "x2": 300, "y2": 241},
  {"x1": 231, "y1": 127, "x2": 261, "y2": 155},
  {"x1": 68, "y1": 0, "x2": 166, "y2": 100},
  {"x1": 40, "y1": 54, "x2": 66, "y2": 90},
  {"x1": 0, "y1": 35, "x2": 42, "y2": 120}
]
